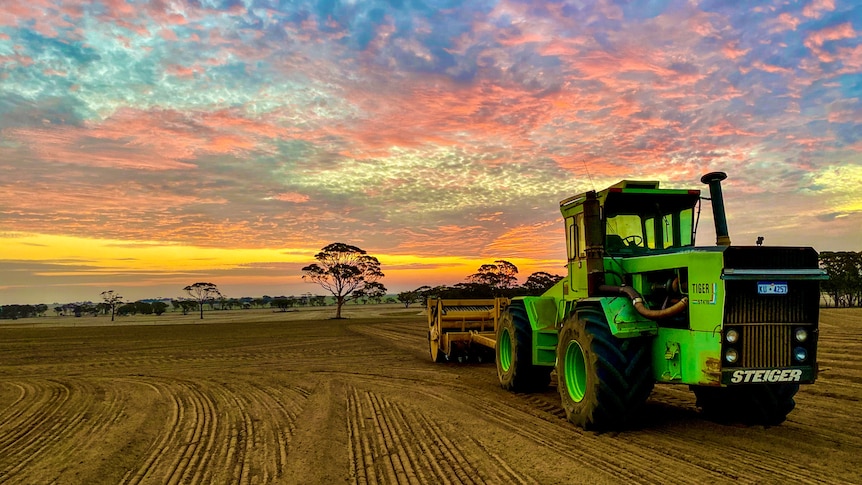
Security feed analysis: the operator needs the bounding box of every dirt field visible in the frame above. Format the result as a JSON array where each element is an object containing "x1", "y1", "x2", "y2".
[{"x1": 1, "y1": 305, "x2": 860, "y2": 484}]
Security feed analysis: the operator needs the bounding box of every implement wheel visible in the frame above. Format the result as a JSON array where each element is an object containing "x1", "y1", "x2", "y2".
[
  {"x1": 556, "y1": 306, "x2": 654, "y2": 430},
  {"x1": 496, "y1": 301, "x2": 551, "y2": 392},
  {"x1": 428, "y1": 331, "x2": 446, "y2": 363},
  {"x1": 691, "y1": 384, "x2": 798, "y2": 426},
  {"x1": 428, "y1": 305, "x2": 446, "y2": 363}
]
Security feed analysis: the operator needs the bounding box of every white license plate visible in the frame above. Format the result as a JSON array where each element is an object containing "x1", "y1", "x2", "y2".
[{"x1": 758, "y1": 282, "x2": 788, "y2": 294}]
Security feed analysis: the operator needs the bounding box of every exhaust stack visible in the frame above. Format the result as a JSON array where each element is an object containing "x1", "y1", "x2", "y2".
[
  {"x1": 701, "y1": 171, "x2": 731, "y2": 246},
  {"x1": 583, "y1": 190, "x2": 604, "y2": 296}
]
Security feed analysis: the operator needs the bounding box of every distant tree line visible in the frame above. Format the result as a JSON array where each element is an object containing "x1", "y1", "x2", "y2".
[
  {"x1": 0, "y1": 304, "x2": 49, "y2": 320},
  {"x1": 169, "y1": 294, "x2": 328, "y2": 315},
  {"x1": 820, "y1": 251, "x2": 862, "y2": 307},
  {"x1": 1, "y1": 291, "x2": 331, "y2": 321},
  {"x1": 395, "y1": 260, "x2": 563, "y2": 308}
]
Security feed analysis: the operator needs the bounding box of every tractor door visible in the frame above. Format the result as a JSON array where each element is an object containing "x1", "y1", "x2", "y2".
[{"x1": 565, "y1": 211, "x2": 588, "y2": 299}]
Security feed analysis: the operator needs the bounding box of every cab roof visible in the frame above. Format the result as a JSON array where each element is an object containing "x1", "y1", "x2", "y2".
[{"x1": 560, "y1": 180, "x2": 701, "y2": 216}]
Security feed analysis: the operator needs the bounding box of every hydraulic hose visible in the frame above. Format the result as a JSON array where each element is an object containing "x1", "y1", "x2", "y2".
[{"x1": 598, "y1": 284, "x2": 689, "y2": 320}]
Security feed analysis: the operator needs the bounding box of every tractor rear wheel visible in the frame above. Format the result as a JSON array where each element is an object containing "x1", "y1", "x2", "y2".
[
  {"x1": 691, "y1": 383, "x2": 798, "y2": 426},
  {"x1": 496, "y1": 301, "x2": 551, "y2": 392},
  {"x1": 556, "y1": 306, "x2": 654, "y2": 430}
]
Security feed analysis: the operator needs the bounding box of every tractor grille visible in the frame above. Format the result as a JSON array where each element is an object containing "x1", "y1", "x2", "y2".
[
  {"x1": 724, "y1": 280, "x2": 819, "y2": 324},
  {"x1": 740, "y1": 325, "x2": 791, "y2": 367},
  {"x1": 721, "y1": 246, "x2": 821, "y2": 370}
]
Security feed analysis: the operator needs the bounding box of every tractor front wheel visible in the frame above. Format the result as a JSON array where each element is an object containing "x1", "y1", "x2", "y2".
[
  {"x1": 691, "y1": 383, "x2": 798, "y2": 426},
  {"x1": 496, "y1": 301, "x2": 551, "y2": 392},
  {"x1": 556, "y1": 307, "x2": 655, "y2": 430}
]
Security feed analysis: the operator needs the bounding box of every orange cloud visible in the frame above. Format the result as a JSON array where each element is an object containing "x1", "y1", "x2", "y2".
[{"x1": 271, "y1": 193, "x2": 310, "y2": 203}]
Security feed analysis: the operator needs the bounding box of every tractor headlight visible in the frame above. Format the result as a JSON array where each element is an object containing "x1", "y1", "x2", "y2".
[
  {"x1": 795, "y1": 328, "x2": 808, "y2": 343},
  {"x1": 725, "y1": 328, "x2": 739, "y2": 344},
  {"x1": 725, "y1": 348, "x2": 739, "y2": 364},
  {"x1": 793, "y1": 347, "x2": 808, "y2": 363}
]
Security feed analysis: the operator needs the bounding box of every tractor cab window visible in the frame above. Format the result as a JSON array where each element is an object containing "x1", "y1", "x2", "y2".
[
  {"x1": 605, "y1": 214, "x2": 644, "y2": 252},
  {"x1": 604, "y1": 191, "x2": 698, "y2": 255},
  {"x1": 566, "y1": 213, "x2": 586, "y2": 260}
]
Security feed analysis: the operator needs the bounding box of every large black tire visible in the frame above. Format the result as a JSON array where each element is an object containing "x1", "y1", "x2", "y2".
[
  {"x1": 496, "y1": 301, "x2": 551, "y2": 392},
  {"x1": 691, "y1": 383, "x2": 799, "y2": 426},
  {"x1": 556, "y1": 306, "x2": 655, "y2": 430}
]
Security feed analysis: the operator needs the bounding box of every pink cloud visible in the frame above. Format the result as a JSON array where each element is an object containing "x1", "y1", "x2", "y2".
[
  {"x1": 752, "y1": 60, "x2": 793, "y2": 74},
  {"x1": 8, "y1": 125, "x2": 197, "y2": 171},
  {"x1": 165, "y1": 64, "x2": 204, "y2": 78},
  {"x1": 836, "y1": 44, "x2": 862, "y2": 72},
  {"x1": 101, "y1": 0, "x2": 136, "y2": 17},
  {"x1": 802, "y1": 0, "x2": 836, "y2": 19},
  {"x1": 0, "y1": 54, "x2": 33, "y2": 67},
  {"x1": 159, "y1": 28, "x2": 178, "y2": 41},
  {"x1": 722, "y1": 41, "x2": 749, "y2": 60},
  {"x1": 766, "y1": 13, "x2": 801, "y2": 33},
  {"x1": 806, "y1": 22, "x2": 856, "y2": 47},
  {"x1": 805, "y1": 22, "x2": 857, "y2": 62},
  {"x1": 3, "y1": 106, "x2": 291, "y2": 173},
  {"x1": 826, "y1": 107, "x2": 860, "y2": 124}
]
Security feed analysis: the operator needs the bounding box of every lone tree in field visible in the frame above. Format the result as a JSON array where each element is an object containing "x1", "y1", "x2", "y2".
[
  {"x1": 100, "y1": 290, "x2": 124, "y2": 322},
  {"x1": 301, "y1": 243, "x2": 384, "y2": 319},
  {"x1": 183, "y1": 282, "x2": 222, "y2": 319}
]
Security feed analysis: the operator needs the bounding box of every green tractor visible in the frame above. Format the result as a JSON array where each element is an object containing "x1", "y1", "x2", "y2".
[{"x1": 496, "y1": 172, "x2": 826, "y2": 430}]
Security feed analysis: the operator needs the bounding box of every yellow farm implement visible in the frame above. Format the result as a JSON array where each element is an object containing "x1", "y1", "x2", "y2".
[{"x1": 427, "y1": 298, "x2": 508, "y2": 362}]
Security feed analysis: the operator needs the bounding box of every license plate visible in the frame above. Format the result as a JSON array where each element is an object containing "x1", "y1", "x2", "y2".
[{"x1": 758, "y1": 282, "x2": 788, "y2": 294}]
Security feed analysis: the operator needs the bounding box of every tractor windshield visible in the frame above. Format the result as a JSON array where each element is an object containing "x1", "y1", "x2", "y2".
[{"x1": 603, "y1": 190, "x2": 699, "y2": 255}]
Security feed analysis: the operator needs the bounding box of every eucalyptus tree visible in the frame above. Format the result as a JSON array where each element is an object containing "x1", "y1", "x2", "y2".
[
  {"x1": 183, "y1": 282, "x2": 222, "y2": 319},
  {"x1": 100, "y1": 290, "x2": 124, "y2": 322},
  {"x1": 521, "y1": 271, "x2": 564, "y2": 294},
  {"x1": 468, "y1": 260, "x2": 519, "y2": 296},
  {"x1": 301, "y1": 243, "x2": 384, "y2": 319}
]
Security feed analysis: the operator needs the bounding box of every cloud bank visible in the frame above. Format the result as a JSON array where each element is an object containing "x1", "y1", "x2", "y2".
[{"x1": 1, "y1": 0, "x2": 860, "y2": 303}]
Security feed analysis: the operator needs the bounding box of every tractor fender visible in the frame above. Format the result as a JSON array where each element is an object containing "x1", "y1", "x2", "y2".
[
  {"x1": 575, "y1": 297, "x2": 657, "y2": 338},
  {"x1": 516, "y1": 296, "x2": 559, "y2": 330}
]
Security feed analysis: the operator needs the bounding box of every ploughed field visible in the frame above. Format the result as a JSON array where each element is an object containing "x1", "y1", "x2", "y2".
[{"x1": 1, "y1": 306, "x2": 860, "y2": 484}]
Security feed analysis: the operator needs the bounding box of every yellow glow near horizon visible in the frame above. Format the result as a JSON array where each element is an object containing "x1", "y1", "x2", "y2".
[
  {"x1": 1, "y1": 232, "x2": 315, "y2": 273},
  {"x1": 1, "y1": 232, "x2": 564, "y2": 284},
  {"x1": 810, "y1": 165, "x2": 862, "y2": 213}
]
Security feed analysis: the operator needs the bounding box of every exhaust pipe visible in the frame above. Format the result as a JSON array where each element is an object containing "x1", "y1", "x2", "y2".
[
  {"x1": 599, "y1": 284, "x2": 689, "y2": 320},
  {"x1": 700, "y1": 172, "x2": 731, "y2": 246},
  {"x1": 583, "y1": 190, "x2": 604, "y2": 297}
]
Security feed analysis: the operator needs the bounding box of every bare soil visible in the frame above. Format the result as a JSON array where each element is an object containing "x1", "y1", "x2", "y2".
[{"x1": 1, "y1": 305, "x2": 860, "y2": 484}]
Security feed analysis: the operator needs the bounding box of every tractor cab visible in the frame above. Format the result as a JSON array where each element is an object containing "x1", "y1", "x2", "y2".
[
  {"x1": 560, "y1": 180, "x2": 703, "y2": 300},
  {"x1": 602, "y1": 182, "x2": 701, "y2": 255}
]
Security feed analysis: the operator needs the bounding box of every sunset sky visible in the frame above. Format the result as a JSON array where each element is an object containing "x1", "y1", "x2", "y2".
[{"x1": 1, "y1": 0, "x2": 861, "y2": 305}]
